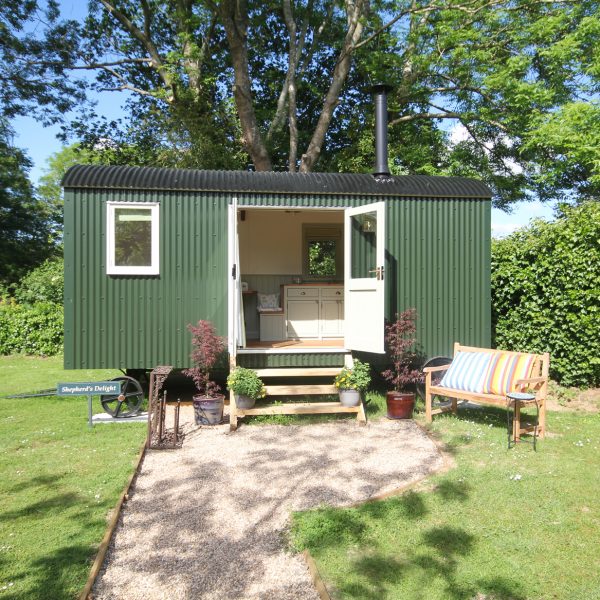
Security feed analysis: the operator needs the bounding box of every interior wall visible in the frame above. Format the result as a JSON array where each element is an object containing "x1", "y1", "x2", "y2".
[{"x1": 238, "y1": 209, "x2": 343, "y2": 275}]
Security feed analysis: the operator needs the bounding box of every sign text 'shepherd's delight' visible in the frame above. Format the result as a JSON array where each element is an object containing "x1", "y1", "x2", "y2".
[{"x1": 57, "y1": 381, "x2": 121, "y2": 396}]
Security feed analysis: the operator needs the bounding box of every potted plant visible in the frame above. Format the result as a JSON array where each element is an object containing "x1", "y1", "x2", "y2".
[
  {"x1": 183, "y1": 320, "x2": 226, "y2": 425},
  {"x1": 382, "y1": 309, "x2": 424, "y2": 419},
  {"x1": 333, "y1": 359, "x2": 371, "y2": 407},
  {"x1": 226, "y1": 367, "x2": 266, "y2": 409}
]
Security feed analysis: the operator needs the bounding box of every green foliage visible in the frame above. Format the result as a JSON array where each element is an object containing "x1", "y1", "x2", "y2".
[
  {"x1": 55, "y1": 1, "x2": 599, "y2": 206},
  {"x1": 491, "y1": 201, "x2": 600, "y2": 387},
  {"x1": 37, "y1": 144, "x2": 99, "y2": 241},
  {"x1": 334, "y1": 359, "x2": 372, "y2": 392},
  {"x1": 0, "y1": 124, "x2": 57, "y2": 287},
  {"x1": 308, "y1": 241, "x2": 337, "y2": 277},
  {"x1": 524, "y1": 102, "x2": 600, "y2": 201},
  {"x1": 226, "y1": 367, "x2": 266, "y2": 400},
  {"x1": 13, "y1": 258, "x2": 63, "y2": 305},
  {"x1": 0, "y1": 1, "x2": 85, "y2": 124},
  {"x1": 0, "y1": 301, "x2": 63, "y2": 356}
]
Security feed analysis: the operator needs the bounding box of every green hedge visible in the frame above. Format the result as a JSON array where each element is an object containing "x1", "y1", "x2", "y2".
[
  {"x1": 0, "y1": 301, "x2": 63, "y2": 356},
  {"x1": 13, "y1": 257, "x2": 64, "y2": 305},
  {"x1": 491, "y1": 201, "x2": 600, "y2": 387}
]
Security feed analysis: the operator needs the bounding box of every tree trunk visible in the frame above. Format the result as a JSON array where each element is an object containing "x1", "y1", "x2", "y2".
[
  {"x1": 299, "y1": 0, "x2": 367, "y2": 172},
  {"x1": 220, "y1": 0, "x2": 272, "y2": 171}
]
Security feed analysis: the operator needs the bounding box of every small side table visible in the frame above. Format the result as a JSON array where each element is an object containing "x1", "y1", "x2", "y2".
[{"x1": 506, "y1": 392, "x2": 539, "y2": 450}]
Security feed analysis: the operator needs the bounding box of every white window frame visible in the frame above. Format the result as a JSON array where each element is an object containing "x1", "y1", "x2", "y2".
[{"x1": 106, "y1": 201, "x2": 160, "y2": 275}]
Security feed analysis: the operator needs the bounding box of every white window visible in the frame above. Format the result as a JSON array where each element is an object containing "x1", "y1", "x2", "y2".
[
  {"x1": 106, "y1": 202, "x2": 160, "y2": 275},
  {"x1": 302, "y1": 224, "x2": 343, "y2": 280}
]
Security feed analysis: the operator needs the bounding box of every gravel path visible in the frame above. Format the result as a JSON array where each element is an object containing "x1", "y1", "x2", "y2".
[{"x1": 93, "y1": 410, "x2": 443, "y2": 599}]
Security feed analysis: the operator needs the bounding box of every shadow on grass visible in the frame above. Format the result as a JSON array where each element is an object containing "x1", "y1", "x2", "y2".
[
  {"x1": 2, "y1": 542, "x2": 94, "y2": 600},
  {"x1": 0, "y1": 492, "x2": 83, "y2": 521},
  {"x1": 6, "y1": 473, "x2": 66, "y2": 494},
  {"x1": 299, "y1": 468, "x2": 526, "y2": 599},
  {"x1": 335, "y1": 524, "x2": 527, "y2": 600},
  {"x1": 433, "y1": 479, "x2": 471, "y2": 502}
]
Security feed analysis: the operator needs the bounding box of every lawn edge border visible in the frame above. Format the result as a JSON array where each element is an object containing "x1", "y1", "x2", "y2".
[
  {"x1": 300, "y1": 419, "x2": 455, "y2": 599},
  {"x1": 347, "y1": 420, "x2": 455, "y2": 507},
  {"x1": 79, "y1": 440, "x2": 147, "y2": 600},
  {"x1": 303, "y1": 549, "x2": 333, "y2": 600}
]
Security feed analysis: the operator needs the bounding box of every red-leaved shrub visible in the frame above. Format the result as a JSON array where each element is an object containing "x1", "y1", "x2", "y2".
[{"x1": 183, "y1": 320, "x2": 225, "y2": 397}]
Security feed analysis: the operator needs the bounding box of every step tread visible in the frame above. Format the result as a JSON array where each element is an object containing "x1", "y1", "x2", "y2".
[
  {"x1": 236, "y1": 402, "x2": 360, "y2": 416},
  {"x1": 264, "y1": 384, "x2": 337, "y2": 395},
  {"x1": 255, "y1": 367, "x2": 342, "y2": 377}
]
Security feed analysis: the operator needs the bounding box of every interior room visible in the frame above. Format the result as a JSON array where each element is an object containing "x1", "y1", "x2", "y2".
[{"x1": 237, "y1": 207, "x2": 345, "y2": 347}]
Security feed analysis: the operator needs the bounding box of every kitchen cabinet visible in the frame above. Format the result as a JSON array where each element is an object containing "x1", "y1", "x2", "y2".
[{"x1": 284, "y1": 285, "x2": 344, "y2": 339}]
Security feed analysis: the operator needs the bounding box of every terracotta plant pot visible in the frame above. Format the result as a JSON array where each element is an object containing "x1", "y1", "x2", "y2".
[
  {"x1": 193, "y1": 394, "x2": 225, "y2": 425},
  {"x1": 386, "y1": 391, "x2": 415, "y2": 419},
  {"x1": 338, "y1": 389, "x2": 361, "y2": 407}
]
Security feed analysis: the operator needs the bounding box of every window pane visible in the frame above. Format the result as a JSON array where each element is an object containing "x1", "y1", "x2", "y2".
[
  {"x1": 350, "y1": 211, "x2": 377, "y2": 278},
  {"x1": 114, "y1": 208, "x2": 152, "y2": 267},
  {"x1": 308, "y1": 240, "x2": 337, "y2": 277}
]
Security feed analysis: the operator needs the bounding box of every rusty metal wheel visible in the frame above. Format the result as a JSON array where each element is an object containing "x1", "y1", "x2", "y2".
[{"x1": 100, "y1": 376, "x2": 143, "y2": 418}]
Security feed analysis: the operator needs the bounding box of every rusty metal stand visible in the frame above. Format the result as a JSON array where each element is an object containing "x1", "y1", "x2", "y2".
[{"x1": 147, "y1": 366, "x2": 183, "y2": 449}]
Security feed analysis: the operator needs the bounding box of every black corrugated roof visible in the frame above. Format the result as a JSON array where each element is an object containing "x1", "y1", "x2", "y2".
[{"x1": 62, "y1": 165, "x2": 492, "y2": 198}]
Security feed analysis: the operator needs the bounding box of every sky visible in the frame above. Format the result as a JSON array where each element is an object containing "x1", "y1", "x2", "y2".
[{"x1": 10, "y1": 0, "x2": 557, "y2": 239}]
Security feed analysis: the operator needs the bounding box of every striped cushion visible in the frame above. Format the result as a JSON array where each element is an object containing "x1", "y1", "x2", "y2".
[
  {"x1": 482, "y1": 352, "x2": 536, "y2": 395},
  {"x1": 439, "y1": 352, "x2": 494, "y2": 393}
]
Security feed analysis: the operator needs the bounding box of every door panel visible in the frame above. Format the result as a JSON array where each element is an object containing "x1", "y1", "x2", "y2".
[{"x1": 344, "y1": 202, "x2": 386, "y2": 353}]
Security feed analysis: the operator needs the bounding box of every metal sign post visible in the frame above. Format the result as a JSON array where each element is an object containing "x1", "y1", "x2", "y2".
[{"x1": 57, "y1": 381, "x2": 122, "y2": 428}]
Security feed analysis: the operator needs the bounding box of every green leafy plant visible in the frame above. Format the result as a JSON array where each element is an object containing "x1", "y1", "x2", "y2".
[
  {"x1": 334, "y1": 359, "x2": 371, "y2": 392},
  {"x1": 226, "y1": 367, "x2": 266, "y2": 400}
]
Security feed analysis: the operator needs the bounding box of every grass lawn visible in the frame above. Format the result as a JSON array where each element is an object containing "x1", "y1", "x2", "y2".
[
  {"x1": 0, "y1": 355, "x2": 124, "y2": 397},
  {"x1": 0, "y1": 356, "x2": 146, "y2": 599},
  {"x1": 291, "y1": 405, "x2": 600, "y2": 599}
]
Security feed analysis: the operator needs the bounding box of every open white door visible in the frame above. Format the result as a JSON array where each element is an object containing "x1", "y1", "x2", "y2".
[
  {"x1": 344, "y1": 201, "x2": 386, "y2": 353},
  {"x1": 227, "y1": 199, "x2": 245, "y2": 357}
]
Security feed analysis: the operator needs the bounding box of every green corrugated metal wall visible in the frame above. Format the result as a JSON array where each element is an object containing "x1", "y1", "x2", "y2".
[
  {"x1": 64, "y1": 189, "x2": 490, "y2": 369},
  {"x1": 64, "y1": 188, "x2": 229, "y2": 369},
  {"x1": 386, "y1": 197, "x2": 491, "y2": 357}
]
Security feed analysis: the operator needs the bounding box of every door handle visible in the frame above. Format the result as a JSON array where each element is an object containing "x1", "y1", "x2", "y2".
[{"x1": 368, "y1": 266, "x2": 385, "y2": 280}]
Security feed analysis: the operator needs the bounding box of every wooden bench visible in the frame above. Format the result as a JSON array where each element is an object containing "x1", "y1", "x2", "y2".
[{"x1": 424, "y1": 343, "x2": 550, "y2": 440}]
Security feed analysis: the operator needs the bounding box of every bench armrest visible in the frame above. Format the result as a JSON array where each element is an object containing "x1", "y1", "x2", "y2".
[
  {"x1": 515, "y1": 376, "x2": 547, "y2": 386},
  {"x1": 515, "y1": 376, "x2": 548, "y2": 396},
  {"x1": 423, "y1": 364, "x2": 451, "y2": 374}
]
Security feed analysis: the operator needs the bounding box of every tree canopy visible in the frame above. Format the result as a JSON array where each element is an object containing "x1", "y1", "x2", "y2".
[
  {"x1": 0, "y1": 123, "x2": 57, "y2": 287},
  {"x1": 0, "y1": 0, "x2": 84, "y2": 124},
  {"x1": 6, "y1": 0, "x2": 600, "y2": 209}
]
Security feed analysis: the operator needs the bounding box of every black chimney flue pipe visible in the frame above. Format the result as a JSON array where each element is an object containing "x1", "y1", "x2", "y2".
[{"x1": 371, "y1": 83, "x2": 393, "y2": 179}]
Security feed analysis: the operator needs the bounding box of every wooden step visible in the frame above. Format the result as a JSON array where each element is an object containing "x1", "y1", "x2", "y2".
[
  {"x1": 264, "y1": 384, "x2": 337, "y2": 396},
  {"x1": 237, "y1": 402, "x2": 362, "y2": 416},
  {"x1": 229, "y1": 354, "x2": 365, "y2": 431},
  {"x1": 254, "y1": 367, "x2": 342, "y2": 378}
]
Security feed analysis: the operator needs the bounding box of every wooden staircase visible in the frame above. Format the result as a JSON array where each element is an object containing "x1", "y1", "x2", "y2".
[{"x1": 229, "y1": 360, "x2": 367, "y2": 430}]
